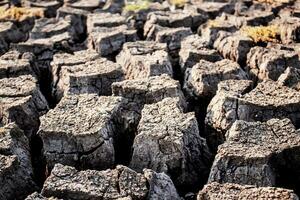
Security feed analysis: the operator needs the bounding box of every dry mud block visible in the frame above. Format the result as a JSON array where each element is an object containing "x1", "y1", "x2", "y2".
[
  {"x1": 179, "y1": 34, "x2": 222, "y2": 73},
  {"x1": 247, "y1": 46, "x2": 300, "y2": 81},
  {"x1": 22, "y1": 0, "x2": 62, "y2": 17},
  {"x1": 208, "y1": 118, "x2": 300, "y2": 193},
  {"x1": 64, "y1": 0, "x2": 104, "y2": 12},
  {"x1": 206, "y1": 80, "x2": 300, "y2": 146},
  {"x1": 11, "y1": 40, "x2": 53, "y2": 67},
  {"x1": 51, "y1": 49, "x2": 100, "y2": 87},
  {"x1": 87, "y1": 12, "x2": 137, "y2": 56},
  {"x1": 41, "y1": 163, "x2": 180, "y2": 200},
  {"x1": 57, "y1": 6, "x2": 89, "y2": 39},
  {"x1": 251, "y1": 0, "x2": 294, "y2": 13},
  {"x1": 116, "y1": 41, "x2": 172, "y2": 79},
  {"x1": 144, "y1": 25, "x2": 192, "y2": 51},
  {"x1": 0, "y1": 75, "x2": 48, "y2": 138},
  {"x1": 38, "y1": 94, "x2": 125, "y2": 169},
  {"x1": 226, "y1": 10, "x2": 275, "y2": 28},
  {"x1": 130, "y1": 98, "x2": 211, "y2": 189},
  {"x1": 0, "y1": 123, "x2": 37, "y2": 199},
  {"x1": 185, "y1": 2, "x2": 235, "y2": 18},
  {"x1": 51, "y1": 51, "x2": 123, "y2": 102},
  {"x1": 198, "y1": 17, "x2": 237, "y2": 47},
  {"x1": 88, "y1": 25, "x2": 137, "y2": 56},
  {"x1": 112, "y1": 74, "x2": 186, "y2": 129},
  {"x1": 29, "y1": 17, "x2": 78, "y2": 43},
  {"x1": 0, "y1": 58, "x2": 35, "y2": 78},
  {"x1": 25, "y1": 192, "x2": 62, "y2": 200},
  {"x1": 0, "y1": 21, "x2": 26, "y2": 44},
  {"x1": 87, "y1": 12, "x2": 126, "y2": 33},
  {"x1": 144, "y1": 10, "x2": 208, "y2": 31},
  {"x1": 271, "y1": 17, "x2": 300, "y2": 44},
  {"x1": 183, "y1": 59, "x2": 248, "y2": 100},
  {"x1": 197, "y1": 182, "x2": 298, "y2": 200},
  {"x1": 213, "y1": 31, "x2": 254, "y2": 65},
  {"x1": 121, "y1": 2, "x2": 167, "y2": 32},
  {"x1": 278, "y1": 67, "x2": 300, "y2": 91}
]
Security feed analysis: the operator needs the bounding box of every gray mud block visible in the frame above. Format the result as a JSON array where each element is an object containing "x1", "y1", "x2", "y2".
[
  {"x1": 208, "y1": 118, "x2": 300, "y2": 189},
  {"x1": 41, "y1": 163, "x2": 180, "y2": 200},
  {"x1": 0, "y1": 75, "x2": 48, "y2": 138},
  {"x1": 247, "y1": 46, "x2": 299, "y2": 81},
  {"x1": 130, "y1": 97, "x2": 211, "y2": 188},
  {"x1": 0, "y1": 123, "x2": 37, "y2": 199},
  {"x1": 197, "y1": 182, "x2": 298, "y2": 200},
  {"x1": 38, "y1": 94, "x2": 125, "y2": 169},
  {"x1": 183, "y1": 59, "x2": 248, "y2": 99},
  {"x1": 116, "y1": 41, "x2": 172, "y2": 79}
]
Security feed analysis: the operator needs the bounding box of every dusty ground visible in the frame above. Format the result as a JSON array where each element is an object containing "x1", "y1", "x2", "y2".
[{"x1": 1, "y1": 0, "x2": 300, "y2": 199}]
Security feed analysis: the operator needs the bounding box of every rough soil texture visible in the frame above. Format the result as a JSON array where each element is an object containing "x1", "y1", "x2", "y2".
[
  {"x1": 197, "y1": 182, "x2": 298, "y2": 200},
  {"x1": 1, "y1": 0, "x2": 300, "y2": 199},
  {"x1": 41, "y1": 163, "x2": 181, "y2": 200}
]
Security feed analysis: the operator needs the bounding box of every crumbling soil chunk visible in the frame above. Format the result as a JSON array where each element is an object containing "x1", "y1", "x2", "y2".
[
  {"x1": 0, "y1": 75, "x2": 48, "y2": 138},
  {"x1": 116, "y1": 41, "x2": 172, "y2": 79},
  {"x1": 38, "y1": 94, "x2": 125, "y2": 169},
  {"x1": 206, "y1": 79, "x2": 300, "y2": 140},
  {"x1": 51, "y1": 51, "x2": 123, "y2": 101},
  {"x1": 183, "y1": 59, "x2": 248, "y2": 99},
  {"x1": 112, "y1": 74, "x2": 186, "y2": 130},
  {"x1": 179, "y1": 34, "x2": 222, "y2": 73},
  {"x1": 208, "y1": 118, "x2": 300, "y2": 194},
  {"x1": 197, "y1": 182, "x2": 298, "y2": 200},
  {"x1": 0, "y1": 123, "x2": 37, "y2": 199},
  {"x1": 41, "y1": 163, "x2": 180, "y2": 200},
  {"x1": 0, "y1": 58, "x2": 35, "y2": 78},
  {"x1": 247, "y1": 46, "x2": 300, "y2": 81},
  {"x1": 213, "y1": 31, "x2": 254, "y2": 64},
  {"x1": 278, "y1": 67, "x2": 300, "y2": 90},
  {"x1": 130, "y1": 97, "x2": 211, "y2": 189}
]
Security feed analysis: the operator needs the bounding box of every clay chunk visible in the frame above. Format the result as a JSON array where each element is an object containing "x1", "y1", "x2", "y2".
[
  {"x1": 197, "y1": 182, "x2": 298, "y2": 200},
  {"x1": 41, "y1": 163, "x2": 180, "y2": 200},
  {"x1": 64, "y1": 0, "x2": 104, "y2": 12},
  {"x1": 0, "y1": 21, "x2": 26, "y2": 44},
  {"x1": 187, "y1": 2, "x2": 235, "y2": 18},
  {"x1": 25, "y1": 192, "x2": 62, "y2": 200},
  {"x1": 88, "y1": 25, "x2": 137, "y2": 56},
  {"x1": 22, "y1": 0, "x2": 62, "y2": 17},
  {"x1": 247, "y1": 46, "x2": 300, "y2": 81},
  {"x1": 208, "y1": 118, "x2": 300, "y2": 190},
  {"x1": 29, "y1": 17, "x2": 76, "y2": 42},
  {"x1": 38, "y1": 94, "x2": 125, "y2": 169},
  {"x1": 0, "y1": 123, "x2": 37, "y2": 199},
  {"x1": 213, "y1": 31, "x2": 254, "y2": 64},
  {"x1": 183, "y1": 59, "x2": 248, "y2": 99},
  {"x1": 278, "y1": 67, "x2": 300, "y2": 91},
  {"x1": 144, "y1": 25, "x2": 192, "y2": 54},
  {"x1": 112, "y1": 74, "x2": 185, "y2": 107},
  {"x1": 205, "y1": 79, "x2": 300, "y2": 148},
  {"x1": 0, "y1": 58, "x2": 35, "y2": 78},
  {"x1": 144, "y1": 10, "x2": 208, "y2": 30},
  {"x1": 51, "y1": 51, "x2": 124, "y2": 102},
  {"x1": 112, "y1": 74, "x2": 186, "y2": 129},
  {"x1": 130, "y1": 97, "x2": 211, "y2": 188},
  {"x1": 87, "y1": 12, "x2": 126, "y2": 33},
  {"x1": 179, "y1": 34, "x2": 222, "y2": 73},
  {"x1": 0, "y1": 75, "x2": 48, "y2": 138},
  {"x1": 87, "y1": 12, "x2": 137, "y2": 56},
  {"x1": 129, "y1": 98, "x2": 210, "y2": 186},
  {"x1": 116, "y1": 41, "x2": 172, "y2": 79}
]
